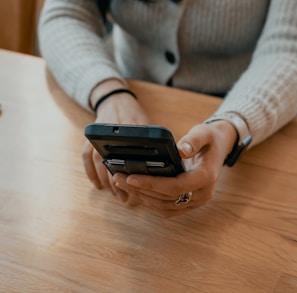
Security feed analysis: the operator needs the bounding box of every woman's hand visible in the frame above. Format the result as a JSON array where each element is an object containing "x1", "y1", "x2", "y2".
[
  {"x1": 82, "y1": 80, "x2": 150, "y2": 199},
  {"x1": 112, "y1": 121, "x2": 237, "y2": 217}
]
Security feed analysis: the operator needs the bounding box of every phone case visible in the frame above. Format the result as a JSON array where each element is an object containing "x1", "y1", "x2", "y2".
[{"x1": 84, "y1": 123, "x2": 185, "y2": 176}]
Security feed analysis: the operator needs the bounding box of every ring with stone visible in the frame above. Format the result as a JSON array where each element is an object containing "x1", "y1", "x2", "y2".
[{"x1": 175, "y1": 191, "x2": 193, "y2": 206}]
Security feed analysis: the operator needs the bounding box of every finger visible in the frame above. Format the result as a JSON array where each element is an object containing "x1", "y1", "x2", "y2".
[
  {"x1": 126, "y1": 169, "x2": 212, "y2": 199},
  {"x1": 124, "y1": 174, "x2": 179, "y2": 199},
  {"x1": 112, "y1": 173, "x2": 130, "y2": 192},
  {"x1": 82, "y1": 140, "x2": 101, "y2": 189},
  {"x1": 114, "y1": 172, "x2": 172, "y2": 200},
  {"x1": 129, "y1": 186, "x2": 174, "y2": 201},
  {"x1": 110, "y1": 173, "x2": 130, "y2": 203},
  {"x1": 92, "y1": 149, "x2": 111, "y2": 188},
  {"x1": 177, "y1": 124, "x2": 211, "y2": 158},
  {"x1": 108, "y1": 172, "x2": 117, "y2": 195},
  {"x1": 142, "y1": 187, "x2": 214, "y2": 218},
  {"x1": 141, "y1": 187, "x2": 211, "y2": 211},
  {"x1": 113, "y1": 173, "x2": 166, "y2": 204},
  {"x1": 112, "y1": 173, "x2": 131, "y2": 202}
]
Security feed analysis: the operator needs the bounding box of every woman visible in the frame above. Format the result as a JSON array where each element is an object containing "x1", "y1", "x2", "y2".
[{"x1": 38, "y1": 0, "x2": 297, "y2": 217}]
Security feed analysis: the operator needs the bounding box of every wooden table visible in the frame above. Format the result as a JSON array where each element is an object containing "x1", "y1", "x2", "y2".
[{"x1": 1, "y1": 49, "x2": 297, "y2": 293}]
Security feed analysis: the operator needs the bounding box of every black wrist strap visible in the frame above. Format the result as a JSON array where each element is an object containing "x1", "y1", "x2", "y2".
[
  {"x1": 224, "y1": 135, "x2": 252, "y2": 167},
  {"x1": 93, "y1": 88, "x2": 137, "y2": 112}
]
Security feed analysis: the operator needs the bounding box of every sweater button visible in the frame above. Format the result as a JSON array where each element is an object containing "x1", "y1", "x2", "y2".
[{"x1": 165, "y1": 51, "x2": 176, "y2": 64}]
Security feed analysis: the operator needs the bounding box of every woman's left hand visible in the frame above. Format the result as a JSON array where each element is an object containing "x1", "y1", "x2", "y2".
[{"x1": 112, "y1": 121, "x2": 237, "y2": 217}]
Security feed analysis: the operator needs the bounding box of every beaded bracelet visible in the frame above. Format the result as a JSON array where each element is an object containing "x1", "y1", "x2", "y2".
[{"x1": 93, "y1": 88, "x2": 137, "y2": 112}]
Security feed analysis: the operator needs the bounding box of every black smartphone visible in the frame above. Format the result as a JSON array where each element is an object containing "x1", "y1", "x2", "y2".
[{"x1": 84, "y1": 123, "x2": 186, "y2": 177}]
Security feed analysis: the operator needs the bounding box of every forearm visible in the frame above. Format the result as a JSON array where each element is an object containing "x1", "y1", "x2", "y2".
[
  {"x1": 217, "y1": 57, "x2": 297, "y2": 147},
  {"x1": 215, "y1": 0, "x2": 297, "y2": 147},
  {"x1": 38, "y1": 0, "x2": 124, "y2": 111}
]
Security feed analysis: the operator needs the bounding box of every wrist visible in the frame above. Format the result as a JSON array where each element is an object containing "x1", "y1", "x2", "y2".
[
  {"x1": 94, "y1": 88, "x2": 137, "y2": 113},
  {"x1": 90, "y1": 79, "x2": 138, "y2": 113},
  {"x1": 210, "y1": 120, "x2": 238, "y2": 155},
  {"x1": 89, "y1": 78, "x2": 127, "y2": 110},
  {"x1": 205, "y1": 112, "x2": 252, "y2": 166}
]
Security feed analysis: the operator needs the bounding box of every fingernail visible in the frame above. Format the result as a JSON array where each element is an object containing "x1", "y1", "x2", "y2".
[
  {"x1": 117, "y1": 190, "x2": 129, "y2": 203},
  {"x1": 127, "y1": 177, "x2": 140, "y2": 187},
  {"x1": 181, "y1": 142, "x2": 193, "y2": 156}
]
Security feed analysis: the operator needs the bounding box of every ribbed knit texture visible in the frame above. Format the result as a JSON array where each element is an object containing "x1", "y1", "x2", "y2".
[{"x1": 38, "y1": 0, "x2": 297, "y2": 146}]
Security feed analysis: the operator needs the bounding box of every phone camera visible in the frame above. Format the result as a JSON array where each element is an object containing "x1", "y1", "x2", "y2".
[{"x1": 113, "y1": 127, "x2": 120, "y2": 134}]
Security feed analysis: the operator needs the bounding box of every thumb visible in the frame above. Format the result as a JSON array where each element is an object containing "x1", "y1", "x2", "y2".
[
  {"x1": 177, "y1": 124, "x2": 209, "y2": 158},
  {"x1": 177, "y1": 141, "x2": 193, "y2": 158}
]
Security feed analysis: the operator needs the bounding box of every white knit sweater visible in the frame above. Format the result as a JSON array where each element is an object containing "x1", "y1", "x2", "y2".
[{"x1": 38, "y1": 0, "x2": 297, "y2": 146}]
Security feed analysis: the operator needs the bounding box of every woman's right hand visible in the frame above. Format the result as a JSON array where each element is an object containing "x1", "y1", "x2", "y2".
[{"x1": 82, "y1": 86, "x2": 150, "y2": 199}]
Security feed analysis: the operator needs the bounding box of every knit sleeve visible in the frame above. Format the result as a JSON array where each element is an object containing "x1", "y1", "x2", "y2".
[
  {"x1": 38, "y1": 0, "x2": 124, "y2": 111},
  {"x1": 215, "y1": 0, "x2": 297, "y2": 147}
]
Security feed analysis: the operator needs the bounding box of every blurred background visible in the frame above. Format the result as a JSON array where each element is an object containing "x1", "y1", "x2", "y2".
[{"x1": 0, "y1": 0, "x2": 44, "y2": 55}]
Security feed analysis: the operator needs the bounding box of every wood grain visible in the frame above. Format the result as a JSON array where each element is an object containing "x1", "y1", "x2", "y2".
[{"x1": 0, "y1": 49, "x2": 297, "y2": 292}]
